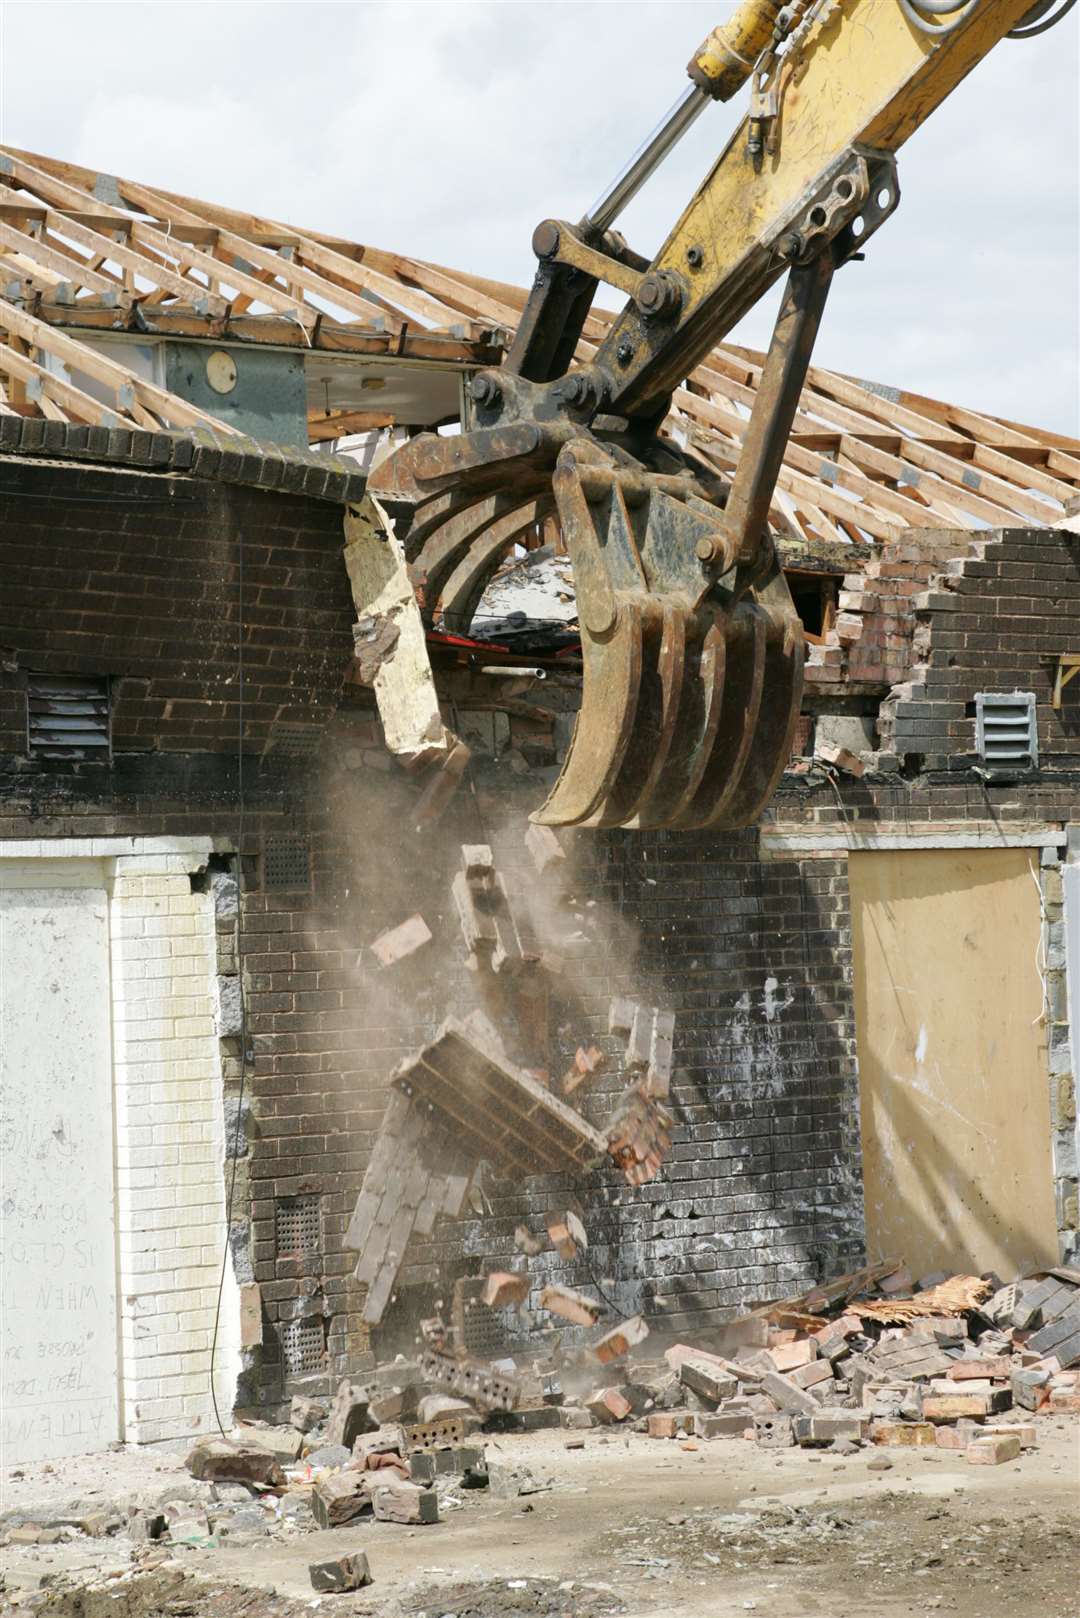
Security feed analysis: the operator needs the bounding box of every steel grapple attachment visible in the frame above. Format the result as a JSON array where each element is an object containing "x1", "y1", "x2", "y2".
[{"x1": 369, "y1": 424, "x2": 803, "y2": 832}]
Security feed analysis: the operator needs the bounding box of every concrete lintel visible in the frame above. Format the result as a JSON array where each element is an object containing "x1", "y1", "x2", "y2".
[
  {"x1": 0, "y1": 836, "x2": 213, "y2": 861},
  {"x1": 760, "y1": 822, "x2": 1067, "y2": 856}
]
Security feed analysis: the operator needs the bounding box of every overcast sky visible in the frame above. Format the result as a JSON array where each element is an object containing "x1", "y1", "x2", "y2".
[{"x1": 1, "y1": 1, "x2": 1077, "y2": 432}]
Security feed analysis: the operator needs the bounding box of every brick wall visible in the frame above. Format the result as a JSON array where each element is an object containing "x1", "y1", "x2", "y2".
[
  {"x1": 1, "y1": 456, "x2": 1076, "y2": 1413},
  {"x1": 109, "y1": 844, "x2": 237, "y2": 1443},
  {"x1": 0, "y1": 455, "x2": 354, "y2": 767},
  {"x1": 884, "y1": 528, "x2": 1080, "y2": 768}
]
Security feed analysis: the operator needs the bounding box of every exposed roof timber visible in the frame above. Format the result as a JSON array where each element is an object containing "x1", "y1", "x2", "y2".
[{"x1": 1, "y1": 146, "x2": 1077, "y2": 539}]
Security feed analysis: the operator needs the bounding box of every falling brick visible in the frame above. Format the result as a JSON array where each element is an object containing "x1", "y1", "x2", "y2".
[
  {"x1": 606, "y1": 1088, "x2": 673, "y2": 1186},
  {"x1": 371, "y1": 913, "x2": 432, "y2": 968},
  {"x1": 413, "y1": 739, "x2": 471, "y2": 829},
  {"x1": 483, "y1": 1271, "x2": 531, "y2": 1310},
  {"x1": 546, "y1": 1209, "x2": 588, "y2": 1260},
  {"x1": 525, "y1": 822, "x2": 566, "y2": 876},
  {"x1": 592, "y1": 1315, "x2": 649, "y2": 1364},
  {"x1": 515, "y1": 1224, "x2": 545, "y2": 1257},
  {"x1": 608, "y1": 997, "x2": 636, "y2": 1036},
  {"x1": 561, "y1": 1044, "x2": 606, "y2": 1097},
  {"x1": 625, "y1": 1005, "x2": 653, "y2": 1073},
  {"x1": 539, "y1": 1284, "x2": 601, "y2": 1328},
  {"x1": 645, "y1": 1011, "x2": 675, "y2": 1100},
  {"x1": 585, "y1": 1387, "x2": 632, "y2": 1424},
  {"x1": 814, "y1": 741, "x2": 865, "y2": 777}
]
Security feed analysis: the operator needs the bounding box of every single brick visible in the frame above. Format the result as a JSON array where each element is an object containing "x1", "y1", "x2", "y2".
[{"x1": 966, "y1": 1434, "x2": 1022, "y2": 1466}]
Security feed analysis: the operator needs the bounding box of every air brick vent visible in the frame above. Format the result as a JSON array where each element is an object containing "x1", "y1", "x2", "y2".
[
  {"x1": 28, "y1": 673, "x2": 110, "y2": 758},
  {"x1": 275, "y1": 1194, "x2": 321, "y2": 1265},
  {"x1": 975, "y1": 691, "x2": 1038, "y2": 778},
  {"x1": 264, "y1": 835, "x2": 311, "y2": 892}
]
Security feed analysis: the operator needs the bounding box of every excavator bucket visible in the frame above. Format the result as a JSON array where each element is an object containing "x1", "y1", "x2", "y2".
[{"x1": 369, "y1": 422, "x2": 803, "y2": 831}]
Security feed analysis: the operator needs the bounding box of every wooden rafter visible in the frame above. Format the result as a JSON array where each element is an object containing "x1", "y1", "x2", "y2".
[{"x1": 1, "y1": 144, "x2": 1077, "y2": 544}]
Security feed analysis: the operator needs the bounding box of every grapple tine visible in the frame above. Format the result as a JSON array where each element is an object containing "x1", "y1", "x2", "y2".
[
  {"x1": 438, "y1": 496, "x2": 553, "y2": 633},
  {"x1": 531, "y1": 604, "x2": 644, "y2": 827},
  {"x1": 669, "y1": 607, "x2": 767, "y2": 829},
  {"x1": 621, "y1": 620, "x2": 726, "y2": 829},
  {"x1": 700, "y1": 594, "x2": 804, "y2": 828},
  {"x1": 583, "y1": 604, "x2": 685, "y2": 828},
  {"x1": 413, "y1": 493, "x2": 528, "y2": 608}
]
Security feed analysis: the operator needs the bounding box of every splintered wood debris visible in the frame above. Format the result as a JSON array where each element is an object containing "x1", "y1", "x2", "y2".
[{"x1": 853, "y1": 1274, "x2": 992, "y2": 1323}]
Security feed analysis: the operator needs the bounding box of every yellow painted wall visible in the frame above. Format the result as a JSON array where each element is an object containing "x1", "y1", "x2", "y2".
[{"x1": 850, "y1": 848, "x2": 1058, "y2": 1277}]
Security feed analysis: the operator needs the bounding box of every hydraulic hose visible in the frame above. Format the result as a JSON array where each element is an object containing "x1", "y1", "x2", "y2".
[
  {"x1": 897, "y1": 0, "x2": 981, "y2": 35},
  {"x1": 1008, "y1": 0, "x2": 1077, "y2": 36}
]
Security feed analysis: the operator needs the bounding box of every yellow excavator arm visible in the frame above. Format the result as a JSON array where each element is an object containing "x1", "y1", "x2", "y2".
[{"x1": 372, "y1": 0, "x2": 1067, "y2": 830}]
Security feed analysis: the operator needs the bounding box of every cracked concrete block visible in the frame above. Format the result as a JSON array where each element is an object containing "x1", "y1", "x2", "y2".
[{"x1": 215, "y1": 973, "x2": 243, "y2": 1038}]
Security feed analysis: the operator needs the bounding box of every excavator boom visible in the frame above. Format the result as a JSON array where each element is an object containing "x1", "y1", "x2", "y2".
[{"x1": 371, "y1": 0, "x2": 1049, "y2": 829}]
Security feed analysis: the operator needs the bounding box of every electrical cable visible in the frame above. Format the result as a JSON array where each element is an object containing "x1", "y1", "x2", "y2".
[
  {"x1": 1008, "y1": 0, "x2": 1077, "y2": 36},
  {"x1": 209, "y1": 521, "x2": 248, "y2": 1440},
  {"x1": 0, "y1": 484, "x2": 197, "y2": 505}
]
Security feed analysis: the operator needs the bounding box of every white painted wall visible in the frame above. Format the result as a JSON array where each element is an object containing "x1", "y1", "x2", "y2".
[
  {"x1": 0, "y1": 838, "x2": 241, "y2": 1463},
  {"x1": 0, "y1": 862, "x2": 120, "y2": 1465},
  {"x1": 1065, "y1": 855, "x2": 1080, "y2": 1227}
]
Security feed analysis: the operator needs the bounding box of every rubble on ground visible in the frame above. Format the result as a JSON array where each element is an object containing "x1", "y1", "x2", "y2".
[{"x1": 153, "y1": 1256, "x2": 1080, "y2": 1567}]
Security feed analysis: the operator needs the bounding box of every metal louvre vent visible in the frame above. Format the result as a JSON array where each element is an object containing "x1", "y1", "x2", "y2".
[
  {"x1": 275, "y1": 1194, "x2": 322, "y2": 1265},
  {"x1": 264, "y1": 835, "x2": 311, "y2": 892},
  {"x1": 28, "y1": 674, "x2": 110, "y2": 758},
  {"x1": 975, "y1": 691, "x2": 1038, "y2": 778}
]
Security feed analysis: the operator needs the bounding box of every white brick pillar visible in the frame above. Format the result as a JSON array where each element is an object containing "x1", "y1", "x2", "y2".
[{"x1": 108, "y1": 842, "x2": 240, "y2": 1444}]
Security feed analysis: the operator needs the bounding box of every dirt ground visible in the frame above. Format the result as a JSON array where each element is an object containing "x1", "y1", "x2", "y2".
[{"x1": 2, "y1": 1419, "x2": 1078, "y2": 1618}]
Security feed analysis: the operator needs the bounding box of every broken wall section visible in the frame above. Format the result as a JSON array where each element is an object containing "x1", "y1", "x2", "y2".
[{"x1": 381, "y1": 808, "x2": 865, "y2": 1345}]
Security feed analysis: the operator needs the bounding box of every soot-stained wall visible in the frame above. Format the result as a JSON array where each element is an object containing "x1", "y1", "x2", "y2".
[{"x1": 0, "y1": 448, "x2": 1075, "y2": 1414}]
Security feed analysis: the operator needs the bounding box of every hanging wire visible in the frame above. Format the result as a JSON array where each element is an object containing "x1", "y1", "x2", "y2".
[{"x1": 209, "y1": 522, "x2": 249, "y2": 1440}]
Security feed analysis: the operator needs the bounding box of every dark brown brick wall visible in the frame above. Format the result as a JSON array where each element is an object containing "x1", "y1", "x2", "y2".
[
  {"x1": 0, "y1": 455, "x2": 354, "y2": 764},
  {"x1": 1, "y1": 466, "x2": 1075, "y2": 1406}
]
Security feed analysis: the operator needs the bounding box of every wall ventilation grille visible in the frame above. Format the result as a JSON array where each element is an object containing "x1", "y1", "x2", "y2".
[
  {"x1": 975, "y1": 691, "x2": 1038, "y2": 778},
  {"x1": 279, "y1": 1318, "x2": 326, "y2": 1376},
  {"x1": 28, "y1": 674, "x2": 110, "y2": 758},
  {"x1": 275, "y1": 1194, "x2": 321, "y2": 1265},
  {"x1": 264, "y1": 836, "x2": 311, "y2": 891}
]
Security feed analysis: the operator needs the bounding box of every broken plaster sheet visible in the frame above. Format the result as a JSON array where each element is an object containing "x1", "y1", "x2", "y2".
[{"x1": 342, "y1": 493, "x2": 447, "y2": 760}]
